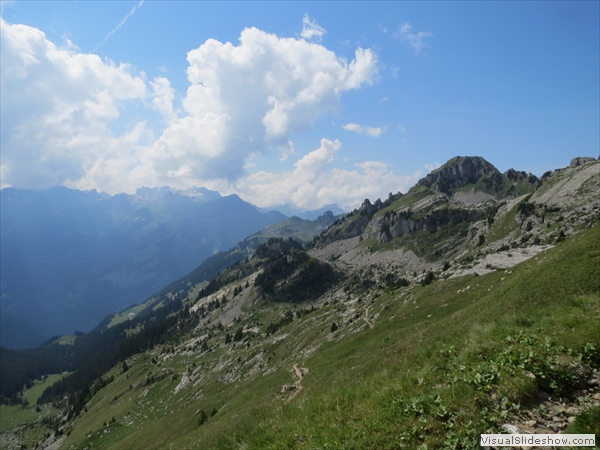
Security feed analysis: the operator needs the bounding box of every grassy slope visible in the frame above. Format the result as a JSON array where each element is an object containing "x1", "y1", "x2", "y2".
[
  {"x1": 22, "y1": 373, "x2": 67, "y2": 406},
  {"x1": 0, "y1": 374, "x2": 65, "y2": 449},
  {"x1": 58, "y1": 226, "x2": 599, "y2": 449},
  {"x1": 107, "y1": 303, "x2": 149, "y2": 329},
  {"x1": 374, "y1": 184, "x2": 436, "y2": 219}
]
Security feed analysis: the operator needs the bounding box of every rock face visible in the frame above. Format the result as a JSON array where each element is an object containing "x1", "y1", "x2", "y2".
[
  {"x1": 569, "y1": 156, "x2": 597, "y2": 167},
  {"x1": 314, "y1": 156, "x2": 598, "y2": 271},
  {"x1": 417, "y1": 156, "x2": 501, "y2": 194}
]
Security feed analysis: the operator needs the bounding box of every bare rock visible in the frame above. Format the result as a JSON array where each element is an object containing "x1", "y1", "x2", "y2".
[
  {"x1": 569, "y1": 157, "x2": 596, "y2": 167},
  {"x1": 418, "y1": 156, "x2": 502, "y2": 194},
  {"x1": 547, "y1": 423, "x2": 560, "y2": 432},
  {"x1": 501, "y1": 424, "x2": 520, "y2": 434}
]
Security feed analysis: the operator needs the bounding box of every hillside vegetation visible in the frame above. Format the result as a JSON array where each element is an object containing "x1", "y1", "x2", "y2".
[{"x1": 1, "y1": 156, "x2": 599, "y2": 450}]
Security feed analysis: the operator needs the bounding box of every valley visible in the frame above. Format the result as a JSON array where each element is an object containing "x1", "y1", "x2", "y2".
[{"x1": 1, "y1": 156, "x2": 599, "y2": 449}]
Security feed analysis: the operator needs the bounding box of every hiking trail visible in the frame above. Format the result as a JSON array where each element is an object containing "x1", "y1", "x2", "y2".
[
  {"x1": 363, "y1": 307, "x2": 374, "y2": 329},
  {"x1": 283, "y1": 364, "x2": 308, "y2": 404}
]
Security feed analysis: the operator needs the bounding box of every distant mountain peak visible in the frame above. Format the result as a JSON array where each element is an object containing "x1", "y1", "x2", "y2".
[{"x1": 417, "y1": 156, "x2": 500, "y2": 194}]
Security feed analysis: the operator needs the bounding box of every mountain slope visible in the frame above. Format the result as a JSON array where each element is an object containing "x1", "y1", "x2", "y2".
[
  {"x1": 96, "y1": 211, "x2": 339, "y2": 332},
  {"x1": 1, "y1": 156, "x2": 598, "y2": 449},
  {"x1": 33, "y1": 217, "x2": 600, "y2": 450},
  {"x1": 0, "y1": 187, "x2": 286, "y2": 348}
]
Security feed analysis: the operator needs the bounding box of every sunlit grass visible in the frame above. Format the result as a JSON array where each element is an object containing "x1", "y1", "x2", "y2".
[{"x1": 49, "y1": 227, "x2": 600, "y2": 449}]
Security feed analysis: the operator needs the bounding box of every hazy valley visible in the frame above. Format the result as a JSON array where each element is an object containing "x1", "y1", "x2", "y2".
[{"x1": 0, "y1": 186, "x2": 341, "y2": 349}]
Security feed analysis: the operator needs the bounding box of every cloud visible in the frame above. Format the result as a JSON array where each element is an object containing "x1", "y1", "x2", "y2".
[
  {"x1": 342, "y1": 123, "x2": 386, "y2": 138},
  {"x1": 397, "y1": 124, "x2": 407, "y2": 132},
  {"x1": 300, "y1": 14, "x2": 326, "y2": 41},
  {"x1": 0, "y1": 18, "x2": 150, "y2": 190},
  {"x1": 150, "y1": 77, "x2": 176, "y2": 123},
  {"x1": 396, "y1": 22, "x2": 433, "y2": 54},
  {"x1": 145, "y1": 25, "x2": 377, "y2": 185},
  {"x1": 2, "y1": 19, "x2": 377, "y2": 194},
  {"x1": 279, "y1": 141, "x2": 296, "y2": 162},
  {"x1": 234, "y1": 138, "x2": 420, "y2": 210},
  {"x1": 93, "y1": 0, "x2": 144, "y2": 51}
]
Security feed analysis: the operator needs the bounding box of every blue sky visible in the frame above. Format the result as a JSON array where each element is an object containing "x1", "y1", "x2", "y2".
[{"x1": 1, "y1": 1, "x2": 598, "y2": 210}]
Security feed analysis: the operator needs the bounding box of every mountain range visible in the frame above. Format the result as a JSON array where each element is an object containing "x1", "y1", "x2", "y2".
[
  {"x1": 0, "y1": 186, "x2": 342, "y2": 349},
  {"x1": 0, "y1": 155, "x2": 598, "y2": 450}
]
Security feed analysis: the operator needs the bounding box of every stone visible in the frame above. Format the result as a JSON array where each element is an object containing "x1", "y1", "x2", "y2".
[
  {"x1": 569, "y1": 157, "x2": 596, "y2": 167},
  {"x1": 501, "y1": 424, "x2": 520, "y2": 434},
  {"x1": 525, "y1": 420, "x2": 537, "y2": 427}
]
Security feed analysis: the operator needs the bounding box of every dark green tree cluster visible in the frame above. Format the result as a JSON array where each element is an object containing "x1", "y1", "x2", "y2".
[
  {"x1": 264, "y1": 310, "x2": 294, "y2": 336},
  {"x1": 254, "y1": 249, "x2": 309, "y2": 294},
  {"x1": 196, "y1": 296, "x2": 227, "y2": 318},
  {"x1": 255, "y1": 245, "x2": 340, "y2": 303},
  {"x1": 254, "y1": 237, "x2": 303, "y2": 259},
  {"x1": 383, "y1": 273, "x2": 410, "y2": 289},
  {"x1": 233, "y1": 327, "x2": 244, "y2": 342},
  {"x1": 421, "y1": 271, "x2": 435, "y2": 287}
]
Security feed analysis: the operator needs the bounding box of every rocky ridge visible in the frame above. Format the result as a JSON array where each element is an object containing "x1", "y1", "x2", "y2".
[{"x1": 310, "y1": 156, "x2": 600, "y2": 285}]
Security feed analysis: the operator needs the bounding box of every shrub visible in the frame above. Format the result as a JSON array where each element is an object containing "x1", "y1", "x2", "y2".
[
  {"x1": 421, "y1": 271, "x2": 435, "y2": 287},
  {"x1": 197, "y1": 410, "x2": 208, "y2": 426},
  {"x1": 233, "y1": 328, "x2": 244, "y2": 342}
]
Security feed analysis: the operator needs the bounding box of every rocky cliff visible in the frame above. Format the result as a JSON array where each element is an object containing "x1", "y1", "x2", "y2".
[{"x1": 311, "y1": 156, "x2": 599, "y2": 282}]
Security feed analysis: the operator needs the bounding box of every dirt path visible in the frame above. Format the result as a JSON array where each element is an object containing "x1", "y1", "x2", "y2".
[
  {"x1": 363, "y1": 307, "x2": 374, "y2": 329},
  {"x1": 284, "y1": 364, "x2": 306, "y2": 404}
]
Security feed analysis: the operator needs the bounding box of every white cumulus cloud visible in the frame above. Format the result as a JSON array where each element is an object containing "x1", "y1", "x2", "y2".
[
  {"x1": 1, "y1": 17, "x2": 383, "y2": 206},
  {"x1": 0, "y1": 18, "x2": 150, "y2": 190},
  {"x1": 146, "y1": 26, "x2": 378, "y2": 185},
  {"x1": 234, "y1": 138, "x2": 419, "y2": 210},
  {"x1": 342, "y1": 123, "x2": 386, "y2": 137}
]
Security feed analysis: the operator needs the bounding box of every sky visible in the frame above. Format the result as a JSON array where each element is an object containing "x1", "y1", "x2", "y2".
[{"x1": 1, "y1": 1, "x2": 598, "y2": 211}]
